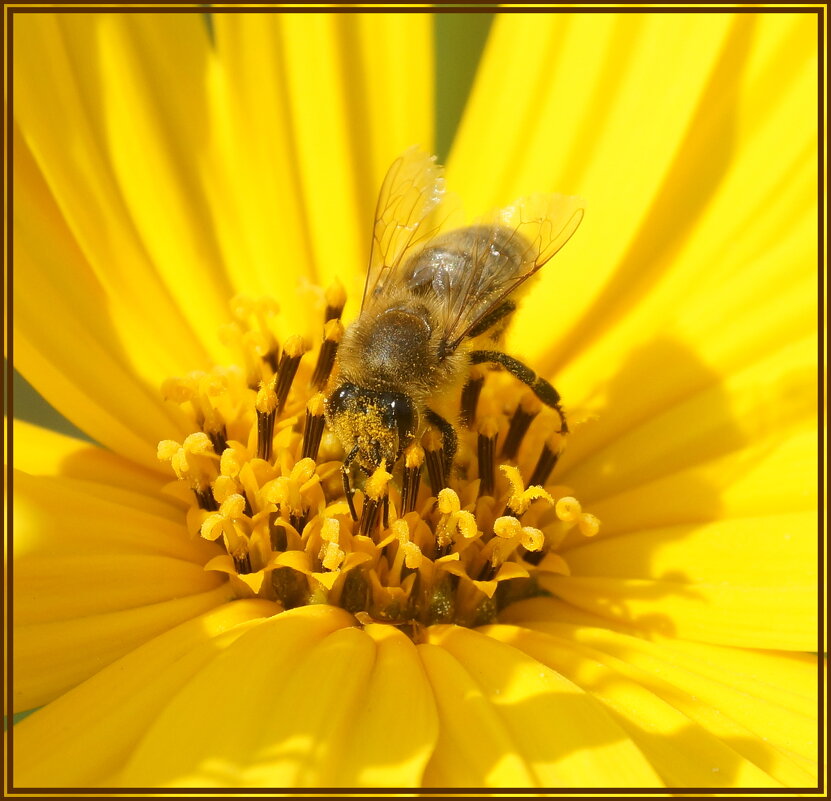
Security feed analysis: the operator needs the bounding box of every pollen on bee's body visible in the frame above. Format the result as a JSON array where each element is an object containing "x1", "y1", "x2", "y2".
[{"x1": 158, "y1": 287, "x2": 599, "y2": 635}]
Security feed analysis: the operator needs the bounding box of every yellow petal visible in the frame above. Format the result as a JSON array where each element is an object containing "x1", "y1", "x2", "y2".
[
  {"x1": 118, "y1": 605, "x2": 359, "y2": 787},
  {"x1": 580, "y1": 428, "x2": 818, "y2": 538},
  {"x1": 12, "y1": 419, "x2": 179, "y2": 520},
  {"x1": 13, "y1": 120, "x2": 191, "y2": 466},
  {"x1": 14, "y1": 582, "x2": 234, "y2": 712},
  {"x1": 211, "y1": 12, "x2": 433, "y2": 319},
  {"x1": 491, "y1": 615, "x2": 818, "y2": 787},
  {"x1": 13, "y1": 600, "x2": 278, "y2": 788},
  {"x1": 483, "y1": 623, "x2": 812, "y2": 787},
  {"x1": 544, "y1": 510, "x2": 817, "y2": 650},
  {"x1": 324, "y1": 623, "x2": 438, "y2": 787},
  {"x1": 422, "y1": 625, "x2": 664, "y2": 787},
  {"x1": 13, "y1": 16, "x2": 217, "y2": 454},
  {"x1": 13, "y1": 468, "x2": 216, "y2": 562},
  {"x1": 419, "y1": 640, "x2": 537, "y2": 788}
]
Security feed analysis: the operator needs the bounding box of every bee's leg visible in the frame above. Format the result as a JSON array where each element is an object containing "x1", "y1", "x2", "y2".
[
  {"x1": 467, "y1": 300, "x2": 516, "y2": 339},
  {"x1": 342, "y1": 444, "x2": 360, "y2": 521},
  {"x1": 424, "y1": 408, "x2": 458, "y2": 483},
  {"x1": 469, "y1": 350, "x2": 568, "y2": 433}
]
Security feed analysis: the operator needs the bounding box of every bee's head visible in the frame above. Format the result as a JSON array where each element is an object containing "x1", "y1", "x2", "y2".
[{"x1": 324, "y1": 382, "x2": 418, "y2": 472}]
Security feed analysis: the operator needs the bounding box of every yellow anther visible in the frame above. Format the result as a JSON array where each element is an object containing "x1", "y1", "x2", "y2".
[
  {"x1": 320, "y1": 517, "x2": 340, "y2": 543},
  {"x1": 161, "y1": 378, "x2": 195, "y2": 404},
  {"x1": 212, "y1": 475, "x2": 238, "y2": 503},
  {"x1": 261, "y1": 477, "x2": 290, "y2": 506},
  {"x1": 157, "y1": 440, "x2": 181, "y2": 462},
  {"x1": 283, "y1": 334, "x2": 310, "y2": 359},
  {"x1": 321, "y1": 540, "x2": 345, "y2": 571},
  {"x1": 220, "y1": 447, "x2": 245, "y2": 477},
  {"x1": 198, "y1": 372, "x2": 227, "y2": 397},
  {"x1": 404, "y1": 442, "x2": 424, "y2": 468},
  {"x1": 578, "y1": 512, "x2": 601, "y2": 537},
  {"x1": 325, "y1": 278, "x2": 346, "y2": 310},
  {"x1": 365, "y1": 464, "x2": 393, "y2": 500},
  {"x1": 256, "y1": 382, "x2": 278, "y2": 414},
  {"x1": 437, "y1": 488, "x2": 461, "y2": 515},
  {"x1": 243, "y1": 329, "x2": 270, "y2": 358},
  {"x1": 520, "y1": 526, "x2": 544, "y2": 551},
  {"x1": 392, "y1": 518, "x2": 410, "y2": 544},
  {"x1": 494, "y1": 516, "x2": 522, "y2": 539},
  {"x1": 219, "y1": 493, "x2": 247, "y2": 519},
  {"x1": 456, "y1": 511, "x2": 479, "y2": 539},
  {"x1": 230, "y1": 294, "x2": 256, "y2": 320},
  {"x1": 500, "y1": 465, "x2": 554, "y2": 515},
  {"x1": 170, "y1": 448, "x2": 189, "y2": 480},
  {"x1": 183, "y1": 432, "x2": 215, "y2": 455},
  {"x1": 555, "y1": 496, "x2": 582, "y2": 522},
  {"x1": 402, "y1": 541, "x2": 423, "y2": 569},
  {"x1": 290, "y1": 457, "x2": 317, "y2": 485},
  {"x1": 307, "y1": 392, "x2": 326, "y2": 417},
  {"x1": 200, "y1": 513, "x2": 225, "y2": 541},
  {"x1": 323, "y1": 318, "x2": 344, "y2": 344}
]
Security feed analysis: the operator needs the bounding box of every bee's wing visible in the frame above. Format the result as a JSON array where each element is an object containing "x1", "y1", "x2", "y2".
[
  {"x1": 443, "y1": 194, "x2": 585, "y2": 352},
  {"x1": 362, "y1": 147, "x2": 446, "y2": 310}
]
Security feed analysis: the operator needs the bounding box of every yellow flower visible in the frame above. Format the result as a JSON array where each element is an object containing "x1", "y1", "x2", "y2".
[{"x1": 11, "y1": 9, "x2": 820, "y2": 791}]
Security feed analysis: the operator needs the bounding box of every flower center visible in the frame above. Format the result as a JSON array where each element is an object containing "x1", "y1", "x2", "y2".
[{"x1": 158, "y1": 287, "x2": 599, "y2": 635}]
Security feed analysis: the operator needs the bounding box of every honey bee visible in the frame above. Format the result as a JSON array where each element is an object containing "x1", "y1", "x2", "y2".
[{"x1": 324, "y1": 148, "x2": 584, "y2": 517}]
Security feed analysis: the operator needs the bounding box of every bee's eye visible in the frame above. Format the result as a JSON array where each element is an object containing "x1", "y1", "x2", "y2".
[{"x1": 387, "y1": 394, "x2": 418, "y2": 446}]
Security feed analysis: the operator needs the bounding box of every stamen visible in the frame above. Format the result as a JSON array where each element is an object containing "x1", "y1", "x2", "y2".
[
  {"x1": 255, "y1": 382, "x2": 278, "y2": 462},
  {"x1": 324, "y1": 278, "x2": 347, "y2": 322},
  {"x1": 274, "y1": 335, "x2": 310, "y2": 414},
  {"x1": 459, "y1": 366, "x2": 485, "y2": 429},
  {"x1": 401, "y1": 442, "x2": 424, "y2": 514},
  {"x1": 528, "y1": 431, "x2": 566, "y2": 487},
  {"x1": 579, "y1": 513, "x2": 601, "y2": 537},
  {"x1": 501, "y1": 392, "x2": 541, "y2": 460},
  {"x1": 359, "y1": 464, "x2": 392, "y2": 537},
  {"x1": 501, "y1": 464, "x2": 554, "y2": 517},
  {"x1": 301, "y1": 393, "x2": 327, "y2": 461},
  {"x1": 476, "y1": 416, "x2": 499, "y2": 497},
  {"x1": 423, "y1": 428, "x2": 446, "y2": 491},
  {"x1": 311, "y1": 319, "x2": 344, "y2": 389},
  {"x1": 555, "y1": 495, "x2": 582, "y2": 522}
]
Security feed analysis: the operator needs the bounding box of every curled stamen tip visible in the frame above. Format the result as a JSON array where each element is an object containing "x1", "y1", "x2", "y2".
[
  {"x1": 212, "y1": 475, "x2": 238, "y2": 503},
  {"x1": 578, "y1": 512, "x2": 601, "y2": 537},
  {"x1": 321, "y1": 517, "x2": 340, "y2": 543},
  {"x1": 403, "y1": 541, "x2": 423, "y2": 569},
  {"x1": 392, "y1": 518, "x2": 410, "y2": 542},
  {"x1": 555, "y1": 496, "x2": 582, "y2": 522},
  {"x1": 325, "y1": 278, "x2": 347, "y2": 308},
  {"x1": 283, "y1": 335, "x2": 310, "y2": 358},
  {"x1": 494, "y1": 516, "x2": 522, "y2": 539},
  {"x1": 256, "y1": 383, "x2": 278, "y2": 413},
  {"x1": 220, "y1": 493, "x2": 247, "y2": 519},
  {"x1": 157, "y1": 440, "x2": 181, "y2": 461},
  {"x1": 321, "y1": 541, "x2": 345, "y2": 571},
  {"x1": 404, "y1": 443, "x2": 425, "y2": 468},
  {"x1": 307, "y1": 392, "x2": 326, "y2": 416},
  {"x1": 183, "y1": 432, "x2": 215, "y2": 455},
  {"x1": 437, "y1": 488, "x2": 461, "y2": 515},
  {"x1": 220, "y1": 448, "x2": 245, "y2": 477},
  {"x1": 520, "y1": 526, "x2": 544, "y2": 551},
  {"x1": 365, "y1": 464, "x2": 393, "y2": 499},
  {"x1": 457, "y1": 510, "x2": 479, "y2": 539},
  {"x1": 323, "y1": 318, "x2": 344, "y2": 343},
  {"x1": 291, "y1": 457, "x2": 317, "y2": 483},
  {"x1": 161, "y1": 378, "x2": 194, "y2": 403}
]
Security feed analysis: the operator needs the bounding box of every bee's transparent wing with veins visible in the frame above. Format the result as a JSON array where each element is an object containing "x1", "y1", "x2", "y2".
[
  {"x1": 362, "y1": 147, "x2": 446, "y2": 310},
  {"x1": 443, "y1": 193, "x2": 586, "y2": 352}
]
